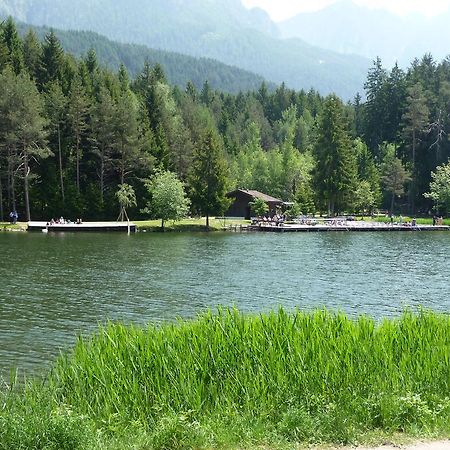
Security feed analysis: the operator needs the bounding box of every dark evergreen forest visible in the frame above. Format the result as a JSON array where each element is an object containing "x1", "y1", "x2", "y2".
[
  {"x1": 1, "y1": 18, "x2": 449, "y2": 222},
  {"x1": 15, "y1": 22, "x2": 273, "y2": 95}
]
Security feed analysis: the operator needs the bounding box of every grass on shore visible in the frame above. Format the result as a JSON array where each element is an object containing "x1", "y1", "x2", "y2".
[
  {"x1": 135, "y1": 217, "x2": 250, "y2": 232},
  {"x1": 363, "y1": 216, "x2": 450, "y2": 226},
  {"x1": 0, "y1": 221, "x2": 26, "y2": 231},
  {"x1": 1, "y1": 308, "x2": 449, "y2": 449}
]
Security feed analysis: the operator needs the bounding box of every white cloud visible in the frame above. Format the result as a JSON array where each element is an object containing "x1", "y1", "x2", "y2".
[{"x1": 242, "y1": 0, "x2": 450, "y2": 22}]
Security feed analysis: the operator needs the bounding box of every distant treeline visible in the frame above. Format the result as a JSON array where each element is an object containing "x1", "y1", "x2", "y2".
[
  {"x1": 15, "y1": 21, "x2": 273, "y2": 94},
  {"x1": 1, "y1": 17, "x2": 450, "y2": 221}
]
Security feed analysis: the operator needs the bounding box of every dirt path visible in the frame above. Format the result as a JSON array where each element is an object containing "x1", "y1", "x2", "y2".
[{"x1": 360, "y1": 441, "x2": 450, "y2": 450}]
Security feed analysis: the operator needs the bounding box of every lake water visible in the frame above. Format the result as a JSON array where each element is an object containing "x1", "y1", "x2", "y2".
[{"x1": 1, "y1": 231, "x2": 449, "y2": 377}]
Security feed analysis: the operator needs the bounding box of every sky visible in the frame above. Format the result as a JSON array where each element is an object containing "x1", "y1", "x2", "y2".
[{"x1": 242, "y1": 0, "x2": 450, "y2": 21}]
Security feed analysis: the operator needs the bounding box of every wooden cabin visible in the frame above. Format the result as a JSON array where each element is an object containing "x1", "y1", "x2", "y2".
[{"x1": 225, "y1": 189, "x2": 284, "y2": 219}]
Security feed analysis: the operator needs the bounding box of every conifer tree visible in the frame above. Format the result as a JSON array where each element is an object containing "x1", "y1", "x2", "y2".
[
  {"x1": 364, "y1": 57, "x2": 388, "y2": 153},
  {"x1": 1, "y1": 17, "x2": 24, "y2": 74},
  {"x1": 67, "y1": 75, "x2": 89, "y2": 194},
  {"x1": 40, "y1": 31, "x2": 64, "y2": 86},
  {"x1": 314, "y1": 95, "x2": 357, "y2": 215},
  {"x1": 44, "y1": 82, "x2": 68, "y2": 205},
  {"x1": 90, "y1": 87, "x2": 115, "y2": 205},
  {"x1": 0, "y1": 69, "x2": 49, "y2": 220},
  {"x1": 189, "y1": 130, "x2": 230, "y2": 228},
  {"x1": 402, "y1": 82, "x2": 430, "y2": 213},
  {"x1": 23, "y1": 29, "x2": 42, "y2": 81}
]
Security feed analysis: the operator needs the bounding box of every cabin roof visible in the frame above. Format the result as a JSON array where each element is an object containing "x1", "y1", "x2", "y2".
[{"x1": 227, "y1": 189, "x2": 283, "y2": 203}]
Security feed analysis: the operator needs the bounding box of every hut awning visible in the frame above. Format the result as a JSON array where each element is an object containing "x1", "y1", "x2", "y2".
[{"x1": 226, "y1": 189, "x2": 284, "y2": 204}]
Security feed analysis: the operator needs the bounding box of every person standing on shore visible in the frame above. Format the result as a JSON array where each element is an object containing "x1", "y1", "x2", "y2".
[{"x1": 9, "y1": 211, "x2": 18, "y2": 224}]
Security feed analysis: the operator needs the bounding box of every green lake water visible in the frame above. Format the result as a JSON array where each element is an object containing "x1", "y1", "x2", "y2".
[{"x1": 0, "y1": 231, "x2": 449, "y2": 377}]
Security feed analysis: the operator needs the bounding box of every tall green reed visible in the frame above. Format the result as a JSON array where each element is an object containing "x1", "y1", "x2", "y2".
[{"x1": 50, "y1": 308, "x2": 450, "y2": 438}]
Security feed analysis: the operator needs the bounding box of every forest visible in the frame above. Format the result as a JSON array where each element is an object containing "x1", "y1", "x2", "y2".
[
  {"x1": 1, "y1": 17, "x2": 450, "y2": 222},
  {"x1": 15, "y1": 22, "x2": 272, "y2": 95}
]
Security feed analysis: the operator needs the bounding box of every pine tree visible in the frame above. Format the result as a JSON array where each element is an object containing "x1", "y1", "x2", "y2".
[
  {"x1": 111, "y1": 91, "x2": 152, "y2": 186},
  {"x1": 0, "y1": 68, "x2": 50, "y2": 220},
  {"x1": 23, "y1": 29, "x2": 42, "y2": 81},
  {"x1": 1, "y1": 17, "x2": 24, "y2": 74},
  {"x1": 364, "y1": 57, "x2": 388, "y2": 153},
  {"x1": 90, "y1": 87, "x2": 115, "y2": 205},
  {"x1": 402, "y1": 82, "x2": 430, "y2": 213},
  {"x1": 67, "y1": 76, "x2": 89, "y2": 194},
  {"x1": 40, "y1": 31, "x2": 64, "y2": 86},
  {"x1": 189, "y1": 130, "x2": 230, "y2": 228},
  {"x1": 381, "y1": 145, "x2": 411, "y2": 213},
  {"x1": 314, "y1": 95, "x2": 357, "y2": 215},
  {"x1": 44, "y1": 82, "x2": 68, "y2": 206}
]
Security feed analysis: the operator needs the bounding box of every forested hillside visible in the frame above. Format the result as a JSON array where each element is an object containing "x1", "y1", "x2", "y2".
[
  {"x1": 0, "y1": 0, "x2": 370, "y2": 98},
  {"x1": 15, "y1": 23, "x2": 272, "y2": 94},
  {"x1": 1, "y1": 18, "x2": 449, "y2": 223}
]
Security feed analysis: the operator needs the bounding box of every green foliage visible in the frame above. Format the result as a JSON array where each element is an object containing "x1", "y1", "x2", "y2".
[
  {"x1": 424, "y1": 161, "x2": 450, "y2": 213},
  {"x1": 144, "y1": 170, "x2": 190, "y2": 229},
  {"x1": 0, "y1": 384, "x2": 94, "y2": 450},
  {"x1": 43, "y1": 308, "x2": 450, "y2": 445},
  {"x1": 189, "y1": 130, "x2": 231, "y2": 227},
  {"x1": 381, "y1": 145, "x2": 412, "y2": 213},
  {"x1": 314, "y1": 95, "x2": 357, "y2": 214},
  {"x1": 116, "y1": 183, "x2": 136, "y2": 221},
  {"x1": 116, "y1": 183, "x2": 136, "y2": 209},
  {"x1": 249, "y1": 197, "x2": 269, "y2": 217},
  {"x1": 2, "y1": 17, "x2": 450, "y2": 219},
  {"x1": 285, "y1": 202, "x2": 303, "y2": 219},
  {"x1": 3, "y1": 0, "x2": 369, "y2": 99},
  {"x1": 355, "y1": 180, "x2": 376, "y2": 215},
  {"x1": 16, "y1": 22, "x2": 272, "y2": 95}
]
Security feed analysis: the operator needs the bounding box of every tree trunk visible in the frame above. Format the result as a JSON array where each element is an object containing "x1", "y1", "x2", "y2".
[
  {"x1": 76, "y1": 136, "x2": 80, "y2": 194},
  {"x1": 206, "y1": 213, "x2": 210, "y2": 229},
  {"x1": 0, "y1": 173, "x2": 4, "y2": 222},
  {"x1": 23, "y1": 150, "x2": 31, "y2": 222},
  {"x1": 100, "y1": 150, "x2": 104, "y2": 205},
  {"x1": 411, "y1": 128, "x2": 416, "y2": 214},
  {"x1": 391, "y1": 192, "x2": 395, "y2": 215},
  {"x1": 58, "y1": 124, "x2": 65, "y2": 205},
  {"x1": 7, "y1": 146, "x2": 17, "y2": 211},
  {"x1": 10, "y1": 150, "x2": 16, "y2": 212}
]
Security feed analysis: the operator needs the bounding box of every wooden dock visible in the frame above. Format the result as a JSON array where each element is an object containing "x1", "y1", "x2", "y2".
[
  {"x1": 249, "y1": 222, "x2": 450, "y2": 233},
  {"x1": 28, "y1": 221, "x2": 137, "y2": 233}
]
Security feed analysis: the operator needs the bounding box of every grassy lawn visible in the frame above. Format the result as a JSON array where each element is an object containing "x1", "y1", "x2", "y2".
[
  {"x1": 364, "y1": 216, "x2": 450, "y2": 226},
  {"x1": 0, "y1": 221, "x2": 27, "y2": 231},
  {"x1": 135, "y1": 217, "x2": 250, "y2": 232}
]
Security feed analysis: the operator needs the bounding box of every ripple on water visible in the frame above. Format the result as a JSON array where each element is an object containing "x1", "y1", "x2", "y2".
[{"x1": 0, "y1": 231, "x2": 449, "y2": 376}]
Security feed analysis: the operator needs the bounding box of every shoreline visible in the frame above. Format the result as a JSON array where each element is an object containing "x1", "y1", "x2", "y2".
[{"x1": 2, "y1": 217, "x2": 450, "y2": 234}]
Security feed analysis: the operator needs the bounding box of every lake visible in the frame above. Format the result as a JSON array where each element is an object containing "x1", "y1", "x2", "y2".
[{"x1": 1, "y1": 231, "x2": 449, "y2": 377}]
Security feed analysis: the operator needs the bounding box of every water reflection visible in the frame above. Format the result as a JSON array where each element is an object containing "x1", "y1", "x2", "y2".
[{"x1": 0, "y1": 231, "x2": 449, "y2": 376}]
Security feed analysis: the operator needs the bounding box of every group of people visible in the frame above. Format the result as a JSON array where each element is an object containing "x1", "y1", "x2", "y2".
[
  {"x1": 389, "y1": 215, "x2": 417, "y2": 227},
  {"x1": 432, "y1": 216, "x2": 444, "y2": 226},
  {"x1": 254, "y1": 214, "x2": 286, "y2": 227},
  {"x1": 46, "y1": 217, "x2": 83, "y2": 226}
]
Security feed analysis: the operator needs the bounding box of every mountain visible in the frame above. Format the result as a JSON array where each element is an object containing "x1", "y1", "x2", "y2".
[
  {"x1": 279, "y1": 0, "x2": 449, "y2": 67},
  {"x1": 0, "y1": 0, "x2": 371, "y2": 99},
  {"x1": 16, "y1": 23, "x2": 273, "y2": 94}
]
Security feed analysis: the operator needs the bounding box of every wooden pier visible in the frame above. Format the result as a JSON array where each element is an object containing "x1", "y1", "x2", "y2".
[
  {"x1": 249, "y1": 222, "x2": 450, "y2": 233},
  {"x1": 28, "y1": 221, "x2": 137, "y2": 233}
]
